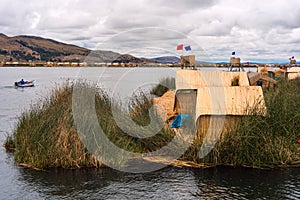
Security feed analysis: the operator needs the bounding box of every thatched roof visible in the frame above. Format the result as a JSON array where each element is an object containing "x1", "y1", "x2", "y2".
[
  {"x1": 176, "y1": 70, "x2": 250, "y2": 89},
  {"x1": 288, "y1": 72, "x2": 300, "y2": 80},
  {"x1": 288, "y1": 67, "x2": 300, "y2": 73},
  {"x1": 194, "y1": 86, "x2": 266, "y2": 116},
  {"x1": 175, "y1": 69, "x2": 266, "y2": 117}
]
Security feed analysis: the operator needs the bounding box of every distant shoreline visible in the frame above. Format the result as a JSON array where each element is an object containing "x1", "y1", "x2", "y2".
[{"x1": 1, "y1": 61, "x2": 288, "y2": 68}]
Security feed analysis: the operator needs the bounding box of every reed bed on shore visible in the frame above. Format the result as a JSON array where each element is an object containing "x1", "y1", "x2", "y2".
[
  {"x1": 10, "y1": 83, "x2": 100, "y2": 169},
  {"x1": 4, "y1": 78, "x2": 300, "y2": 169},
  {"x1": 5, "y1": 82, "x2": 175, "y2": 169}
]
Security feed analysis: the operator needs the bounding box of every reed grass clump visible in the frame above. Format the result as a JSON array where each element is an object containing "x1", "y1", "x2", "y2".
[
  {"x1": 4, "y1": 135, "x2": 15, "y2": 151},
  {"x1": 9, "y1": 83, "x2": 100, "y2": 169},
  {"x1": 5, "y1": 81, "x2": 175, "y2": 169},
  {"x1": 150, "y1": 77, "x2": 175, "y2": 97}
]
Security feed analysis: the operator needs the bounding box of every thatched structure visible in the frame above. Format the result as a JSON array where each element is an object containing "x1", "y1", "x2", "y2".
[
  {"x1": 229, "y1": 57, "x2": 243, "y2": 71},
  {"x1": 175, "y1": 69, "x2": 266, "y2": 116},
  {"x1": 180, "y1": 55, "x2": 196, "y2": 69},
  {"x1": 176, "y1": 70, "x2": 250, "y2": 88},
  {"x1": 288, "y1": 67, "x2": 300, "y2": 80},
  {"x1": 173, "y1": 69, "x2": 266, "y2": 142}
]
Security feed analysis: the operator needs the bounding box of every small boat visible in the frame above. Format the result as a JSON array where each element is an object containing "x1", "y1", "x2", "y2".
[{"x1": 14, "y1": 79, "x2": 36, "y2": 88}]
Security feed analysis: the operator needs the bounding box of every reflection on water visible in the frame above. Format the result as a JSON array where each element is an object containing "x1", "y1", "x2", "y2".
[
  {"x1": 192, "y1": 167, "x2": 300, "y2": 199},
  {"x1": 17, "y1": 166, "x2": 300, "y2": 200}
]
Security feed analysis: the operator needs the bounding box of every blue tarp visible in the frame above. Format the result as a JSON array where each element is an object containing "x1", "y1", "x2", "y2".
[
  {"x1": 256, "y1": 80, "x2": 263, "y2": 86},
  {"x1": 170, "y1": 114, "x2": 193, "y2": 128}
]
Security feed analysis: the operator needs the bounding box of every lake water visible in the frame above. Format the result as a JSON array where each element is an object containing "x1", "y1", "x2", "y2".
[{"x1": 0, "y1": 67, "x2": 299, "y2": 200}]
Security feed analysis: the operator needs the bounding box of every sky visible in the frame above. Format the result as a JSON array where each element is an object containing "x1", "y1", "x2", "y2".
[{"x1": 1, "y1": 0, "x2": 300, "y2": 62}]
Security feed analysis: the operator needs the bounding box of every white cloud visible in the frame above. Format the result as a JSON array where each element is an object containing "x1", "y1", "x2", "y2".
[
  {"x1": 25, "y1": 12, "x2": 41, "y2": 29},
  {"x1": 1, "y1": 0, "x2": 300, "y2": 62}
]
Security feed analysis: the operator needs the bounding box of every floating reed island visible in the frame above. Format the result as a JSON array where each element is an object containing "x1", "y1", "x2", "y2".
[
  {"x1": 4, "y1": 82, "x2": 176, "y2": 169},
  {"x1": 4, "y1": 74, "x2": 300, "y2": 169}
]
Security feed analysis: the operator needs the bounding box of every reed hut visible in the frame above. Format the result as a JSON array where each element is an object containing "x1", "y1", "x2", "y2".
[
  {"x1": 229, "y1": 57, "x2": 243, "y2": 71},
  {"x1": 251, "y1": 65, "x2": 281, "y2": 89},
  {"x1": 287, "y1": 67, "x2": 300, "y2": 79},
  {"x1": 290, "y1": 59, "x2": 297, "y2": 66},
  {"x1": 173, "y1": 69, "x2": 266, "y2": 142},
  {"x1": 180, "y1": 55, "x2": 196, "y2": 69},
  {"x1": 274, "y1": 69, "x2": 286, "y2": 79}
]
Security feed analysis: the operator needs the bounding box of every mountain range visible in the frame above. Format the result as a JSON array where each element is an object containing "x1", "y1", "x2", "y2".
[
  {"x1": 0, "y1": 33, "x2": 90, "y2": 62},
  {"x1": 151, "y1": 56, "x2": 180, "y2": 64},
  {"x1": 0, "y1": 33, "x2": 178, "y2": 64}
]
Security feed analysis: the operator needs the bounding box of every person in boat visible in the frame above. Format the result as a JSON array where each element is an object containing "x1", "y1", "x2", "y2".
[{"x1": 20, "y1": 79, "x2": 25, "y2": 84}]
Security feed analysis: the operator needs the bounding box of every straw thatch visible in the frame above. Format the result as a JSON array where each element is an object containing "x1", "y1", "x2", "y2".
[
  {"x1": 176, "y1": 69, "x2": 250, "y2": 89},
  {"x1": 152, "y1": 90, "x2": 176, "y2": 121},
  {"x1": 288, "y1": 67, "x2": 300, "y2": 73},
  {"x1": 247, "y1": 72, "x2": 277, "y2": 89},
  {"x1": 195, "y1": 86, "x2": 265, "y2": 116},
  {"x1": 172, "y1": 69, "x2": 267, "y2": 150},
  {"x1": 196, "y1": 115, "x2": 239, "y2": 141},
  {"x1": 229, "y1": 57, "x2": 241, "y2": 65},
  {"x1": 288, "y1": 72, "x2": 300, "y2": 80},
  {"x1": 174, "y1": 86, "x2": 265, "y2": 117},
  {"x1": 287, "y1": 67, "x2": 300, "y2": 79},
  {"x1": 174, "y1": 69, "x2": 267, "y2": 118}
]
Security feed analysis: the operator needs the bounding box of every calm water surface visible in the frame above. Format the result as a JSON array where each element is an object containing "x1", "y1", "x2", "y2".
[{"x1": 0, "y1": 67, "x2": 299, "y2": 200}]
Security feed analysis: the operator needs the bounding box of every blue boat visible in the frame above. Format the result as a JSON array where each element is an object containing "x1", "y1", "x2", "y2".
[{"x1": 14, "y1": 79, "x2": 36, "y2": 87}]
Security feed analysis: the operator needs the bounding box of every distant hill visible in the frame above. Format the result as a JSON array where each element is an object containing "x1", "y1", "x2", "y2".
[
  {"x1": 84, "y1": 50, "x2": 121, "y2": 64},
  {"x1": 0, "y1": 33, "x2": 91, "y2": 62},
  {"x1": 0, "y1": 33, "x2": 161, "y2": 64},
  {"x1": 112, "y1": 54, "x2": 159, "y2": 64},
  {"x1": 215, "y1": 62, "x2": 229, "y2": 65},
  {"x1": 151, "y1": 56, "x2": 180, "y2": 64}
]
